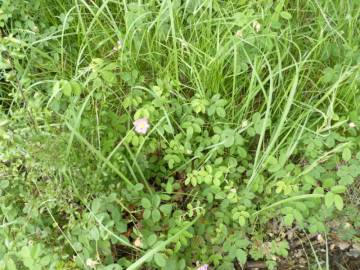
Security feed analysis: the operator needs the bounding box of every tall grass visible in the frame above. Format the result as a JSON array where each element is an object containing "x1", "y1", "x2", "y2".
[{"x1": 1, "y1": 0, "x2": 359, "y2": 269}]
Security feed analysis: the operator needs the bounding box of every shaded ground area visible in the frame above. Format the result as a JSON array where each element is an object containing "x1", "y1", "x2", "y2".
[{"x1": 240, "y1": 231, "x2": 360, "y2": 269}]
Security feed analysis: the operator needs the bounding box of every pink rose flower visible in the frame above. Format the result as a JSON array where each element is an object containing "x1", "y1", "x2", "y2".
[
  {"x1": 133, "y1": 118, "x2": 150, "y2": 135},
  {"x1": 197, "y1": 264, "x2": 209, "y2": 270}
]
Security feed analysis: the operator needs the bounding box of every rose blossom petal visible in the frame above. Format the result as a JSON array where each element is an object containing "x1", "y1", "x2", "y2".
[
  {"x1": 196, "y1": 264, "x2": 209, "y2": 270},
  {"x1": 133, "y1": 118, "x2": 150, "y2": 134}
]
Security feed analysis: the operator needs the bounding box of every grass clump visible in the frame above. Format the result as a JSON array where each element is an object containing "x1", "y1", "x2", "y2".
[{"x1": 0, "y1": 0, "x2": 360, "y2": 269}]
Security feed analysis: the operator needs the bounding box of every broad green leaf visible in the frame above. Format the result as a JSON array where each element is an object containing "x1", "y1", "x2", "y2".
[
  {"x1": 268, "y1": 163, "x2": 282, "y2": 173},
  {"x1": 154, "y1": 253, "x2": 167, "y2": 267},
  {"x1": 6, "y1": 258, "x2": 17, "y2": 270},
  {"x1": 0, "y1": 180, "x2": 9, "y2": 189},
  {"x1": 216, "y1": 107, "x2": 226, "y2": 118},
  {"x1": 159, "y1": 204, "x2": 173, "y2": 216},
  {"x1": 232, "y1": 212, "x2": 240, "y2": 220},
  {"x1": 39, "y1": 255, "x2": 52, "y2": 266},
  {"x1": 235, "y1": 249, "x2": 247, "y2": 265},
  {"x1": 104, "y1": 264, "x2": 122, "y2": 270},
  {"x1": 280, "y1": 11, "x2": 292, "y2": 20},
  {"x1": 152, "y1": 195, "x2": 161, "y2": 208},
  {"x1": 20, "y1": 246, "x2": 31, "y2": 259},
  {"x1": 103, "y1": 62, "x2": 118, "y2": 70},
  {"x1": 164, "y1": 258, "x2": 179, "y2": 270},
  {"x1": 141, "y1": 198, "x2": 152, "y2": 209},
  {"x1": 61, "y1": 80, "x2": 72, "y2": 96},
  {"x1": 284, "y1": 214, "x2": 294, "y2": 226},
  {"x1": 52, "y1": 81, "x2": 60, "y2": 94},
  {"x1": 93, "y1": 77, "x2": 103, "y2": 89},
  {"x1": 23, "y1": 257, "x2": 35, "y2": 269},
  {"x1": 143, "y1": 209, "x2": 151, "y2": 219},
  {"x1": 293, "y1": 209, "x2": 303, "y2": 222},
  {"x1": 70, "y1": 81, "x2": 82, "y2": 96},
  {"x1": 324, "y1": 192, "x2": 334, "y2": 208},
  {"x1": 267, "y1": 156, "x2": 278, "y2": 165},
  {"x1": 253, "y1": 194, "x2": 324, "y2": 216},
  {"x1": 342, "y1": 148, "x2": 351, "y2": 161},
  {"x1": 238, "y1": 216, "x2": 246, "y2": 226},
  {"x1": 304, "y1": 175, "x2": 316, "y2": 186},
  {"x1": 334, "y1": 195, "x2": 343, "y2": 210},
  {"x1": 89, "y1": 227, "x2": 99, "y2": 240},
  {"x1": 207, "y1": 105, "x2": 216, "y2": 116},
  {"x1": 101, "y1": 70, "x2": 116, "y2": 84},
  {"x1": 134, "y1": 183, "x2": 144, "y2": 191},
  {"x1": 322, "y1": 178, "x2": 335, "y2": 188},
  {"x1": 221, "y1": 129, "x2": 235, "y2": 147},
  {"x1": 331, "y1": 185, "x2": 346, "y2": 194},
  {"x1": 147, "y1": 234, "x2": 157, "y2": 246},
  {"x1": 339, "y1": 175, "x2": 353, "y2": 185},
  {"x1": 152, "y1": 209, "x2": 161, "y2": 222}
]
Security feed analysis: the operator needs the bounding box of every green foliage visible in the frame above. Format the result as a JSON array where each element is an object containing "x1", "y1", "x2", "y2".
[{"x1": 1, "y1": 0, "x2": 360, "y2": 269}]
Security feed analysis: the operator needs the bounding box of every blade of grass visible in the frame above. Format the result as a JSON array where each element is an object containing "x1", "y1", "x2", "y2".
[
  {"x1": 66, "y1": 122, "x2": 134, "y2": 187},
  {"x1": 126, "y1": 216, "x2": 200, "y2": 270},
  {"x1": 252, "y1": 194, "x2": 324, "y2": 216}
]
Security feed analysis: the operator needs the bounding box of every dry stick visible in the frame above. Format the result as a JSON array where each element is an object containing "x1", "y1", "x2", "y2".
[{"x1": 246, "y1": 261, "x2": 267, "y2": 269}]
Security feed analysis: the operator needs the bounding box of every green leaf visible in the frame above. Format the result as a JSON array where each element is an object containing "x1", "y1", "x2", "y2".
[
  {"x1": 101, "y1": 70, "x2": 116, "y2": 84},
  {"x1": 147, "y1": 234, "x2": 157, "y2": 246},
  {"x1": 23, "y1": 257, "x2": 35, "y2": 269},
  {"x1": 322, "y1": 178, "x2": 335, "y2": 188},
  {"x1": 207, "y1": 105, "x2": 216, "y2": 116},
  {"x1": 221, "y1": 129, "x2": 235, "y2": 147},
  {"x1": 104, "y1": 264, "x2": 122, "y2": 270},
  {"x1": 283, "y1": 214, "x2": 294, "y2": 226},
  {"x1": 152, "y1": 195, "x2": 161, "y2": 208},
  {"x1": 159, "y1": 204, "x2": 173, "y2": 216},
  {"x1": 93, "y1": 77, "x2": 103, "y2": 89},
  {"x1": 236, "y1": 239, "x2": 250, "y2": 249},
  {"x1": 89, "y1": 227, "x2": 99, "y2": 240},
  {"x1": 268, "y1": 163, "x2": 281, "y2": 173},
  {"x1": 152, "y1": 209, "x2": 161, "y2": 222},
  {"x1": 103, "y1": 62, "x2": 118, "y2": 70},
  {"x1": 331, "y1": 185, "x2": 346, "y2": 194},
  {"x1": 293, "y1": 209, "x2": 303, "y2": 222},
  {"x1": 134, "y1": 183, "x2": 144, "y2": 191},
  {"x1": 20, "y1": 246, "x2": 31, "y2": 259},
  {"x1": 141, "y1": 198, "x2": 152, "y2": 209},
  {"x1": 232, "y1": 212, "x2": 240, "y2": 220},
  {"x1": 0, "y1": 180, "x2": 9, "y2": 189},
  {"x1": 334, "y1": 195, "x2": 344, "y2": 210},
  {"x1": 164, "y1": 258, "x2": 179, "y2": 270},
  {"x1": 52, "y1": 81, "x2": 60, "y2": 94},
  {"x1": 324, "y1": 192, "x2": 334, "y2": 208},
  {"x1": 6, "y1": 258, "x2": 17, "y2": 270},
  {"x1": 235, "y1": 249, "x2": 247, "y2": 265},
  {"x1": 238, "y1": 216, "x2": 246, "y2": 226},
  {"x1": 186, "y1": 126, "x2": 194, "y2": 138},
  {"x1": 127, "y1": 217, "x2": 199, "y2": 270},
  {"x1": 267, "y1": 156, "x2": 278, "y2": 165},
  {"x1": 304, "y1": 175, "x2": 316, "y2": 186},
  {"x1": 91, "y1": 199, "x2": 102, "y2": 213},
  {"x1": 61, "y1": 80, "x2": 72, "y2": 96},
  {"x1": 339, "y1": 175, "x2": 353, "y2": 185},
  {"x1": 143, "y1": 209, "x2": 151, "y2": 219},
  {"x1": 213, "y1": 177, "x2": 221, "y2": 186},
  {"x1": 280, "y1": 11, "x2": 292, "y2": 20},
  {"x1": 70, "y1": 81, "x2": 82, "y2": 96},
  {"x1": 342, "y1": 148, "x2": 351, "y2": 161},
  {"x1": 154, "y1": 253, "x2": 167, "y2": 267},
  {"x1": 216, "y1": 107, "x2": 226, "y2": 118}
]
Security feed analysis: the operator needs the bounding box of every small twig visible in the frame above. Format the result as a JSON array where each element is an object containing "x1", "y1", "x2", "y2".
[{"x1": 246, "y1": 261, "x2": 267, "y2": 269}]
